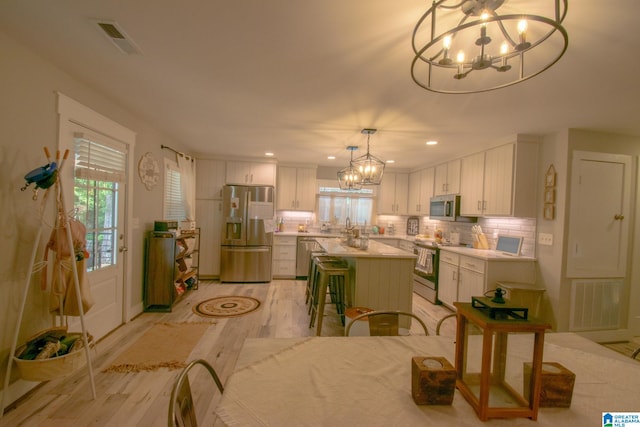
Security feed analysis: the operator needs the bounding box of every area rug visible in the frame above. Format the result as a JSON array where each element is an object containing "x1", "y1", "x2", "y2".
[
  {"x1": 193, "y1": 296, "x2": 261, "y2": 318},
  {"x1": 102, "y1": 322, "x2": 211, "y2": 373}
]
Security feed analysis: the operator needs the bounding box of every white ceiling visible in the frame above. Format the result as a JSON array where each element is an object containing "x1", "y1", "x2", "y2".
[{"x1": 1, "y1": 1, "x2": 638, "y2": 170}]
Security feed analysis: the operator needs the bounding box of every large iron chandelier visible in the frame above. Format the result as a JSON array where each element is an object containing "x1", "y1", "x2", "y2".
[
  {"x1": 337, "y1": 146, "x2": 363, "y2": 190},
  {"x1": 411, "y1": 0, "x2": 568, "y2": 94},
  {"x1": 351, "y1": 129, "x2": 385, "y2": 186}
]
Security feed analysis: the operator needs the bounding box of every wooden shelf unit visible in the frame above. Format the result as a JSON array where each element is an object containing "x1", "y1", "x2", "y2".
[{"x1": 144, "y1": 229, "x2": 199, "y2": 312}]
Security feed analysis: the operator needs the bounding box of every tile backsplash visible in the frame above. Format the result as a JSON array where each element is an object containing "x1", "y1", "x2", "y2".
[
  {"x1": 376, "y1": 215, "x2": 535, "y2": 257},
  {"x1": 419, "y1": 216, "x2": 536, "y2": 257},
  {"x1": 275, "y1": 210, "x2": 536, "y2": 257}
]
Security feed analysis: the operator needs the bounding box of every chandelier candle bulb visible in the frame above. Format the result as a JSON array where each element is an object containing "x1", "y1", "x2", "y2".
[
  {"x1": 440, "y1": 35, "x2": 453, "y2": 64},
  {"x1": 517, "y1": 19, "x2": 528, "y2": 35}
]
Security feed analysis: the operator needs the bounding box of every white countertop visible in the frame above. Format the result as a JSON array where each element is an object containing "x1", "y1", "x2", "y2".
[
  {"x1": 274, "y1": 231, "x2": 410, "y2": 239},
  {"x1": 315, "y1": 237, "x2": 416, "y2": 259},
  {"x1": 439, "y1": 245, "x2": 536, "y2": 261},
  {"x1": 277, "y1": 232, "x2": 534, "y2": 260},
  {"x1": 273, "y1": 231, "x2": 341, "y2": 238}
]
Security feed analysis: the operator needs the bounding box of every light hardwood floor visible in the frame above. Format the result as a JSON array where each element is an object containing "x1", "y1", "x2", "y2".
[
  {"x1": 2, "y1": 279, "x2": 456, "y2": 426},
  {"x1": 4, "y1": 279, "x2": 637, "y2": 426}
]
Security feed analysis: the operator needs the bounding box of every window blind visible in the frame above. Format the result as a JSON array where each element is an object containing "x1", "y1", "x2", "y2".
[
  {"x1": 74, "y1": 133, "x2": 126, "y2": 182},
  {"x1": 164, "y1": 161, "x2": 185, "y2": 221}
]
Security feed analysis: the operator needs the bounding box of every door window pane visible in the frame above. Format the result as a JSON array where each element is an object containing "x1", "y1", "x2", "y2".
[
  {"x1": 73, "y1": 134, "x2": 125, "y2": 273},
  {"x1": 74, "y1": 178, "x2": 118, "y2": 271}
]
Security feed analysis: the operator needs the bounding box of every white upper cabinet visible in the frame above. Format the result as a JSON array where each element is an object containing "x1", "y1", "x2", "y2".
[
  {"x1": 434, "y1": 159, "x2": 461, "y2": 195},
  {"x1": 276, "y1": 166, "x2": 317, "y2": 211},
  {"x1": 459, "y1": 136, "x2": 539, "y2": 217},
  {"x1": 460, "y1": 152, "x2": 486, "y2": 216},
  {"x1": 483, "y1": 143, "x2": 516, "y2": 216},
  {"x1": 408, "y1": 167, "x2": 434, "y2": 216},
  {"x1": 196, "y1": 159, "x2": 226, "y2": 199},
  {"x1": 226, "y1": 161, "x2": 276, "y2": 186},
  {"x1": 377, "y1": 172, "x2": 408, "y2": 215}
]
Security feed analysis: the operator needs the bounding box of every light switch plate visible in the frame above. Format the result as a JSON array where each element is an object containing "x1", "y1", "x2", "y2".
[{"x1": 538, "y1": 233, "x2": 553, "y2": 246}]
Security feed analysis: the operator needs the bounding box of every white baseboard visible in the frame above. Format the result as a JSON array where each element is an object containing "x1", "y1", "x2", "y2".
[
  {"x1": 1, "y1": 378, "x2": 39, "y2": 414},
  {"x1": 576, "y1": 328, "x2": 632, "y2": 343}
]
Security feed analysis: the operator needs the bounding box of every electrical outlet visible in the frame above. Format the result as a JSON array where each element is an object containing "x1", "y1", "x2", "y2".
[{"x1": 538, "y1": 232, "x2": 553, "y2": 246}]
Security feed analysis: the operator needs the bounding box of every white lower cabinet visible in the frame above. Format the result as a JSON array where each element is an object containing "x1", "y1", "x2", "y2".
[
  {"x1": 272, "y1": 235, "x2": 297, "y2": 278},
  {"x1": 437, "y1": 252, "x2": 459, "y2": 308},
  {"x1": 457, "y1": 256, "x2": 485, "y2": 303},
  {"x1": 398, "y1": 239, "x2": 416, "y2": 252},
  {"x1": 438, "y1": 249, "x2": 536, "y2": 310}
]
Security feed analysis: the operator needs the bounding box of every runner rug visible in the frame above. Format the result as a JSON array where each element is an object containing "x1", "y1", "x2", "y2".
[
  {"x1": 102, "y1": 322, "x2": 211, "y2": 373},
  {"x1": 193, "y1": 296, "x2": 261, "y2": 318}
]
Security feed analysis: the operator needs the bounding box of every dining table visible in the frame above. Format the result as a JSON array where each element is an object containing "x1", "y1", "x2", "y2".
[{"x1": 215, "y1": 333, "x2": 640, "y2": 426}]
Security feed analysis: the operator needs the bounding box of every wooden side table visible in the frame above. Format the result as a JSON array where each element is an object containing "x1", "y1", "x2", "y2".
[{"x1": 453, "y1": 302, "x2": 551, "y2": 421}]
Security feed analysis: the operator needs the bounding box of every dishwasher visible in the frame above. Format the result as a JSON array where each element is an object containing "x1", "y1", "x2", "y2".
[{"x1": 296, "y1": 237, "x2": 323, "y2": 278}]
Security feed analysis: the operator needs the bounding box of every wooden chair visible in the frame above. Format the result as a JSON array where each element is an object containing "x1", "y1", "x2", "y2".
[
  {"x1": 344, "y1": 310, "x2": 429, "y2": 336},
  {"x1": 168, "y1": 359, "x2": 224, "y2": 427},
  {"x1": 632, "y1": 347, "x2": 640, "y2": 360}
]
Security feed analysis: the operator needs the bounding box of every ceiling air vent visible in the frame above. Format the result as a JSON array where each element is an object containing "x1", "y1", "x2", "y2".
[{"x1": 94, "y1": 20, "x2": 142, "y2": 55}]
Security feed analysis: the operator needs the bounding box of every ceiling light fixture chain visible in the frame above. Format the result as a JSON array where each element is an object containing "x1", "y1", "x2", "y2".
[{"x1": 411, "y1": 0, "x2": 568, "y2": 94}]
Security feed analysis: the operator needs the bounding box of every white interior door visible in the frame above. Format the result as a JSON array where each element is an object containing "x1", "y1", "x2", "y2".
[{"x1": 566, "y1": 151, "x2": 631, "y2": 277}]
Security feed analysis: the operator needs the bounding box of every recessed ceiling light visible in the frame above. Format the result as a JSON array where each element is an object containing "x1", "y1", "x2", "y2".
[
  {"x1": 265, "y1": 152, "x2": 274, "y2": 157},
  {"x1": 386, "y1": 160, "x2": 395, "y2": 164},
  {"x1": 426, "y1": 140, "x2": 438, "y2": 146},
  {"x1": 327, "y1": 155, "x2": 336, "y2": 160}
]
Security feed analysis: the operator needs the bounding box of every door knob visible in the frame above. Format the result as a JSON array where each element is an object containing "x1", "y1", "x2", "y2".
[
  {"x1": 119, "y1": 246, "x2": 128, "y2": 253},
  {"x1": 614, "y1": 214, "x2": 625, "y2": 220}
]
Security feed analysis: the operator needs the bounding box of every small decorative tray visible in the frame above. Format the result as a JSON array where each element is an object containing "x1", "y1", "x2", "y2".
[
  {"x1": 406, "y1": 217, "x2": 419, "y2": 236},
  {"x1": 471, "y1": 297, "x2": 529, "y2": 320}
]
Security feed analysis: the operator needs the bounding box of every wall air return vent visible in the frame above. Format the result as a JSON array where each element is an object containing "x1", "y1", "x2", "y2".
[{"x1": 93, "y1": 20, "x2": 142, "y2": 55}]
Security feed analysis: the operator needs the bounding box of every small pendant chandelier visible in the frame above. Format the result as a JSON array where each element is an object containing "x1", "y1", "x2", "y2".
[
  {"x1": 351, "y1": 129, "x2": 385, "y2": 185},
  {"x1": 337, "y1": 146, "x2": 363, "y2": 190}
]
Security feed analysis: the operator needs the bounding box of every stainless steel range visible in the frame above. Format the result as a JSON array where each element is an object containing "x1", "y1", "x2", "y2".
[{"x1": 413, "y1": 242, "x2": 440, "y2": 304}]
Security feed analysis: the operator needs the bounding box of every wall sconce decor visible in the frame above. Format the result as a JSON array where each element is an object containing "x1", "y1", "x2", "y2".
[
  {"x1": 138, "y1": 152, "x2": 160, "y2": 191},
  {"x1": 453, "y1": 298, "x2": 551, "y2": 421},
  {"x1": 544, "y1": 164, "x2": 556, "y2": 219}
]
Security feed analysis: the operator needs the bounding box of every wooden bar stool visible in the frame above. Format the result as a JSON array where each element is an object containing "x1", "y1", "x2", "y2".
[
  {"x1": 306, "y1": 254, "x2": 343, "y2": 314},
  {"x1": 308, "y1": 260, "x2": 350, "y2": 336},
  {"x1": 305, "y1": 252, "x2": 336, "y2": 307}
]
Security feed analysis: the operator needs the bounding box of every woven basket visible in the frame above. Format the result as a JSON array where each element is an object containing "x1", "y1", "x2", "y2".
[{"x1": 14, "y1": 329, "x2": 94, "y2": 381}]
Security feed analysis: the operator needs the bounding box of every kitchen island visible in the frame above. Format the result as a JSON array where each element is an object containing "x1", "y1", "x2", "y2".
[{"x1": 314, "y1": 238, "x2": 417, "y2": 327}]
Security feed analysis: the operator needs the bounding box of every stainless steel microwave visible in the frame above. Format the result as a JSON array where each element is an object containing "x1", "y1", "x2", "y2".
[{"x1": 429, "y1": 194, "x2": 476, "y2": 222}]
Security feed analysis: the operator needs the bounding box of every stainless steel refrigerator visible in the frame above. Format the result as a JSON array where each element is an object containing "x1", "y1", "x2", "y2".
[{"x1": 220, "y1": 185, "x2": 274, "y2": 282}]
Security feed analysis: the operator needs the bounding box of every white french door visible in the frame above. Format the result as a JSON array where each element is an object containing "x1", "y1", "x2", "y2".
[
  {"x1": 69, "y1": 127, "x2": 127, "y2": 340},
  {"x1": 56, "y1": 93, "x2": 135, "y2": 341}
]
